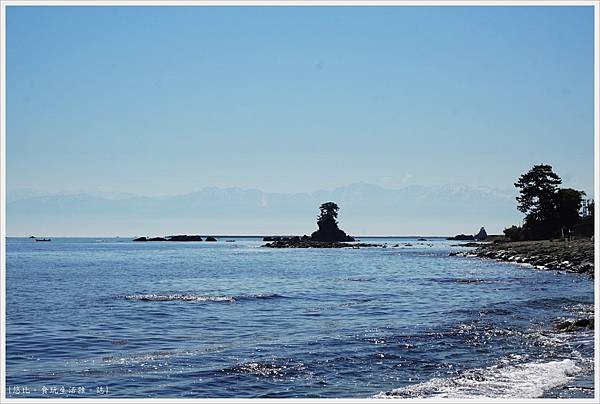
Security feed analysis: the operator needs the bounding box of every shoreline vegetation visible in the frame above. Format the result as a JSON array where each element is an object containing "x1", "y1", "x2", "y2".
[{"x1": 445, "y1": 164, "x2": 595, "y2": 282}]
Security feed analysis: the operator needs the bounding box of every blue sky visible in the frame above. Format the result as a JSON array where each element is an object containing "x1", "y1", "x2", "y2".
[{"x1": 6, "y1": 5, "x2": 595, "y2": 198}]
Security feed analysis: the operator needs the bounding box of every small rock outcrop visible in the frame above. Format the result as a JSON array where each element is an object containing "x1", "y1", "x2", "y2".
[
  {"x1": 310, "y1": 202, "x2": 355, "y2": 242},
  {"x1": 474, "y1": 227, "x2": 488, "y2": 241},
  {"x1": 261, "y1": 202, "x2": 357, "y2": 248},
  {"x1": 205, "y1": 236, "x2": 217, "y2": 242}
]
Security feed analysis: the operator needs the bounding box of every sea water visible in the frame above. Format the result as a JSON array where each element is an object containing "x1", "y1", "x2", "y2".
[{"x1": 5, "y1": 237, "x2": 595, "y2": 398}]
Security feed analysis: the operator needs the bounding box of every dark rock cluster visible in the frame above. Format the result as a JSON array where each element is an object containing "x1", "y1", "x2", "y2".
[
  {"x1": 447, "y1": 234, "x2": 475, "y2": 241},
  {"x1": 264, "y1": 240, "x2": 381, "y2": 248}
]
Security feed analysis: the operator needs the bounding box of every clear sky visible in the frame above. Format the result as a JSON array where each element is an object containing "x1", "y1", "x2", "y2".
[{"x1": 6, "y1": 5, "x2": 596, "y2": 197}]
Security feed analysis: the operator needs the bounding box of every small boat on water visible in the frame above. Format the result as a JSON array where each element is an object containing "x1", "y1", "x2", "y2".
[{"x1": 35, "y1": 238, "x2": 51, "y2": 242}]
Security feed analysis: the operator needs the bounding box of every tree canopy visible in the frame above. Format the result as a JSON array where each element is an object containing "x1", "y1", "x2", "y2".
[
  {"x1": 557, "y1": 188, "x2": 586, "y2": 232},
  {"x1": 513, "y1": 164, "x2": 587, "y2": 240},
  {"x1": 317, "y1": 202, "x2": 339, "y2": 224}
]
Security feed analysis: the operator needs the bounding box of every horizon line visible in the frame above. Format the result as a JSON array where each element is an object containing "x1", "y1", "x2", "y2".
[{"x1": 5, "y1": 234, "x2": 473, "y2": 238}]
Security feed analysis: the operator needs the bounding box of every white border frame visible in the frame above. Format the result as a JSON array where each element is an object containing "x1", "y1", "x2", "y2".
[{"x1": 0, "y1": 1, "x2": 598, "y2": 403}]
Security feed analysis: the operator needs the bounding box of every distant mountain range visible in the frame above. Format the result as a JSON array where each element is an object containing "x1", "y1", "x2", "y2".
[{"x1": 7, "y1": 183, "x2": 522, "y2": 237}]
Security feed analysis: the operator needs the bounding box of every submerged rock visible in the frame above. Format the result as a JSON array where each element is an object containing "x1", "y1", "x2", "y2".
[{"x1": 555, "y1": 318, "x2": 594, "y2": 332}]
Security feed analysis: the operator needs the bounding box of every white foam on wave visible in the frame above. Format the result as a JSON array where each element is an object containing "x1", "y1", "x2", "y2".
[
  {"x1": 374, "y1": 359, "x2": 581, "y2": 399},
  {"x1": 125, "y1": 293, "x2": 282, "y2": 303},
  {"x1": 125, "y1": 294, "x2": 236, "y2": 303}
]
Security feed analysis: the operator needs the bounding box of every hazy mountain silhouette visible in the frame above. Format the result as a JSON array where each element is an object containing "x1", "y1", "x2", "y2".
[{"x1": 7, "y1": 183, "x2": 521, "y2": 236}]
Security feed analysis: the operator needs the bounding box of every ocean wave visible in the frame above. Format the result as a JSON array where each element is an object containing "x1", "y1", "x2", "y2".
[
  {"x1": 125, "y1": 294, "x2": 236, "y2": 302},
  {"x1": 221, "y1": 359, "x2": 309, "y2": 379},
  {"x1": 102, "y1": 350, "x2": 182, "y2": 365},
  {"x1": 526, "y1": 297, "x2": 589, "y2": 310},
  {"x1": 124, "y1": 293, "x2": 283, "y2": 303},
  {"x1": 340, "y1": 277, "x2": 375, "y2": 282},
  {"x1": 433, "y1": 277, "x2": 500, "y2": 285},
  {"x1": 563, "y1": 302, "x2": 595, "y2": 316},
  {"x1": 374, "y1": 359, "x2": 581, "y2": 399}
]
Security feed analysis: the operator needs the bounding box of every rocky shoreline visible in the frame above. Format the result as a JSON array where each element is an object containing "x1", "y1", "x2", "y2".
[{"x1": 450, "y1": 239, "x2": 595, "y2": 277}]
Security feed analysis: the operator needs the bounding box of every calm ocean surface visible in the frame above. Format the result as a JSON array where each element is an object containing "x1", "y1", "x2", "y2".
[{"x1": 5, "y1": 237, "x2": 595, "y2": 398}]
